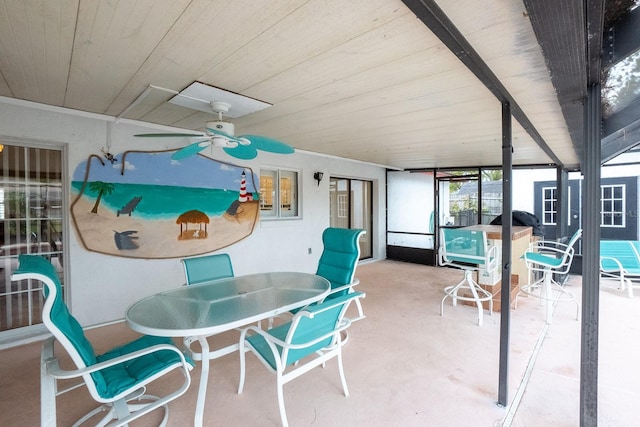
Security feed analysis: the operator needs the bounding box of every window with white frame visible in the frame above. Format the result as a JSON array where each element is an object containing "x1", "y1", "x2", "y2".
[
  {"x1": 259, "y1": 167, "x2": 299, "y2": 219},
  {"x1": 541, "y1": 186, "x2": 572, "y2": 226},
  {"x1": 337, "y1": 194, "x2": 348, "y2": 219},
  {"x1": 1, "y1": 144, "x2": 64, "y2": 333},
  {"x1": 601, "y1": 184, "x2": 625, "y2": 227},
  {"x1": 542, "y1": 187, "x2": 557, "y2": 225}
]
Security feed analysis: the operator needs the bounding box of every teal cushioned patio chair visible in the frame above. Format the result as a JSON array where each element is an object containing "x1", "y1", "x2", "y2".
[
  {"x1": 237, "y1": 291, "x2": 365, "y2": 427},
  {"x1": 180, "y1": 253, "x2": 239, "y2": 360},
  {"x1": 315, "y1": 227, "x2": 366, "y2": 320},
  {"x1": 181, "y1": 253, "x2": 235, "y2": 285},
  {"x1": 12, "y1": 255, "x2": 193, "y2": 427},
  {"x1": 518, "y1": 229, "x2": 581, "y2": 324},
  {"x1": 600, "y1": 239, "x2": 640, "y2": 298},
  {"x1": 439, "y1": 228, "x2": 498, "y2": 326}
]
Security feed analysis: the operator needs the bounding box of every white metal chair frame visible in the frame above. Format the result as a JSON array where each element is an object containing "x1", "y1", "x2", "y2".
[
  {"x1": 439, "y1": 229, "x2": 498, "y2": 326},
  {"x1": 40, "y1": 337, "x2": 191, "y2": 427},
  {"x1": 518, "y1": 231, "x2": 581, "y2": 324},
  {"x1": 13, "y1": 256, "x2": 192, "y2": 427},
  {"x1": 237, "y1": 292, "x2": 364, "y2": 427}
]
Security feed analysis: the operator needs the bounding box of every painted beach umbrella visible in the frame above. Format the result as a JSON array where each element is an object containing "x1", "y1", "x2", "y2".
[{"x1": 176, "y1": 209, "x2": 210, "y2": 233}]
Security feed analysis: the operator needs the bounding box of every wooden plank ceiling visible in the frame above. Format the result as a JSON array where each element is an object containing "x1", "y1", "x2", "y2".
[{"x1": 0, "y1": 0, "x2": 581, "y2": 170}]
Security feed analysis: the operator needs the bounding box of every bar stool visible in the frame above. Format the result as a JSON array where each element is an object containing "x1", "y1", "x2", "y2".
[
  {"x1": 439, "y1": 227, "x2": 498, "y2": 326},
  {"x1": 519, "y1": 229, "x2": 581, "y2": 324}
]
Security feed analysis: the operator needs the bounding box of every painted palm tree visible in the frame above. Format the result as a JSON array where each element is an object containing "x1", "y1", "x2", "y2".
[{"x1": 88, "y1": 181, "x2": 115, "y2": 214}]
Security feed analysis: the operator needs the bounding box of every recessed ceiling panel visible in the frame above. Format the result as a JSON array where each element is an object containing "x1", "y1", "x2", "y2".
[{"x1": 169, "y1": 82, "x2": 272, "y2": 118}]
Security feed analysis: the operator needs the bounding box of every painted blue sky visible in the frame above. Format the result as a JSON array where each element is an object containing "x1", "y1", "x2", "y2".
[{"x1": 72, "y1": 151, "x2": 257, "y2": 193}]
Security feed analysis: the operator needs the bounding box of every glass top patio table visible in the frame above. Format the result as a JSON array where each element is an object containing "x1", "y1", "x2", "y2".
[
  {"x1": 126, "y1": 272, "x2": 330, "y2": 337},
  {"x1": 125, "y1": 271, "x2": 330, "y2": 427}
]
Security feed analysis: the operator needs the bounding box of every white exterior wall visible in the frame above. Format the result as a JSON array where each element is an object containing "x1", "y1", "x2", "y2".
[
  {"x1": 512, "y1": 169, "x2": 557, "y2": 212},
  {"x1": 0, "y1": 99, "x2": 387, "y2": 326}
]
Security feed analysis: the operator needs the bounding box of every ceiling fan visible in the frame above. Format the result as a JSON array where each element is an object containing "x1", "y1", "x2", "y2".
[{"x1": 134, "y1": 101, "x2": 294, "y2": 160}]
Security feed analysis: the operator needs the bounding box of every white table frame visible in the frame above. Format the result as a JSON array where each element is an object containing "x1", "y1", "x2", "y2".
[{"x1": 125, "y1": 272, "x2": 330, "y2": 427}]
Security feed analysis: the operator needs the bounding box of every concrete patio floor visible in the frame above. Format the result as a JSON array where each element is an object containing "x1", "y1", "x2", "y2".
[{"x1": 1, "y1": 259, "x2": 638, "y2": 426}]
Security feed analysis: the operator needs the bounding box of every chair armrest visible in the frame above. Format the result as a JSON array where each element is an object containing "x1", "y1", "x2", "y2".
[
  {"x1": 530, "y1": 240, "x2": 572, "y2": 251},
  {"x1": 525, "y1": 245, "x2": 573, "y2": 259},
  {"x1": 326, "y1": 279, "x2": 360, "y2": 297},
  {"x1": 600, "y1": 256, "x2": 625, "y2": 272},
  {"x1": 242, "y1": 319, "x2": 352, "y2": 351},
  {"x1": 45, "y1": 343, "x2": 192, "y2": 380},
  {"x1": 485, "y1": 244, "x2": 498, "y2": 272}
]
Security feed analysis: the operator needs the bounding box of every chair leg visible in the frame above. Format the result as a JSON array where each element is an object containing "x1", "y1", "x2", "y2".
[
  {"x1": 41, "y1": 339, "x2": 58, "y2": 427},
  {"x1": 354, "y1": 297, "x2": 365, "y2": 320},
  {"x1": 238, "y1": 339, "x2": 247, "y2": 394},
  {"x1": 441, "y1": 277, "x2": 466, "y2": 315},
  {"x1": 542, "y1": 271, "x2": 553, "y2": 325},
  {"x1": 76, "y1": 405, "x2": 114, "y2": 427},
  {"x1": 73, "y1": 395, "x2": 169, "y2": 427},
  {"x1": 113, "y1": 398, "x2": 131, "y2": 422},
  {"x1": 441, "y1": 270, "x2": 492, "y2": 326},
  {"x1": 464, "y1": 270, "x2": 492, "y2": 326},
  {"x1": 526, "y1": 268, "x2": 579, "y2": 324},
  {"x1": 276, "y1": 373, "x2": 289, "y2": 427},
  {"x1": 337, "y1": 348, "x2": 350, "y2": 397}
]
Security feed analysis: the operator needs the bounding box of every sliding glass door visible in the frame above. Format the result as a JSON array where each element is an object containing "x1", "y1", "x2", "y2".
[
  {"x1": 0, "y1": 143, "x2": 65, "y2": 334},
  {"x1": 329, "y1": 178, "x2": 372, "y2": 259}
]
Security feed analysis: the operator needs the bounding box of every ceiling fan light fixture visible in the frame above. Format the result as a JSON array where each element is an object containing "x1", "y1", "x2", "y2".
[{"x1": 212, "y1": 136, "x2": 233, "y2": 147}]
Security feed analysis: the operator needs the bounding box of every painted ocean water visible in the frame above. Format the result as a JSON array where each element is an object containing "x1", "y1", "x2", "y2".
[{"x1": 71, "y1": 181, "x2": 250, "y2": 219}]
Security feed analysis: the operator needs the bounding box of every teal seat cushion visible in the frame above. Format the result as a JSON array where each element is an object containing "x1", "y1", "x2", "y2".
[
  {"x1": 248, "y1": 293, "x2": 358, "y2": 369},
  {"x1": 95, "y1": 335, "x2": 192, "y2": 399},
  {"x1": 247, "y1": 321, "x2": 335, "y2": 370},
  {"x1": 247, "y1": 323, "x2": 291, "y2": 370},
  {"x1": 524, "y1": 251, "x2": 564, "y2": 268}
]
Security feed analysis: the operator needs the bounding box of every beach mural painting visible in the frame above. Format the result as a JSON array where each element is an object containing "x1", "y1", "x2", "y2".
[{"x1": 70, "y1": 150, "x2": 259, "y2": 258}]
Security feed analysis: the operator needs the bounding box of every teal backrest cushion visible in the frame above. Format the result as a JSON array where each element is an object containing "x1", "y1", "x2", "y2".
[
  {"x1": 183, "y1": 253, "x2": 234, "y2": 285},
  {"x1": 15, "y1": 255, "x2": 104, "y2": 390},
  {"x1": 441, "y1": 228, "x2": 487, "y2": 266},
  {"x1": 600, "y1": 240, "x2": 640, "y2": 270},
  {"x1": 315, "y1": 228, "x2": 363, "y2": 294},
  {"x1": 286, "y1": 292, "x2": 361, "y2": 365}
]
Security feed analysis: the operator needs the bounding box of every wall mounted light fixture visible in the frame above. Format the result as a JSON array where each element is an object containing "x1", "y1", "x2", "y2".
[{"x1": 313, "y1": 171, "x2": 324, "y2": 186}]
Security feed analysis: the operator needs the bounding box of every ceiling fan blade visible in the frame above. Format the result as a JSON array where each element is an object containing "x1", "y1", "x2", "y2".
[
  {"x1": 223, "y1": 144, "x2": 258, "y2": 160},
  {"x1": 241, "y1": 135, "x2": 295, "y2": 154},
  {"x1": 171, "y1": 140, "x2": 211, "y2": 160},
  {"x1": 134, "y1": 133, "x2": 205, "y2": 138}
]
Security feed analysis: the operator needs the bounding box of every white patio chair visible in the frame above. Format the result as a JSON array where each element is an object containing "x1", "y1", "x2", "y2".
[
  {"x1": 439, "y1": 227, "x2": 498, "y2": 326},
  {"x1": 12, "y1": 254, "x2": 193, "y2": 427},
  {"x1": 518, "y1": 229, "x2": 581, "y2": 324},
  {"x1": 237, "y1": 291, "x2": 364, "y2": 427}
]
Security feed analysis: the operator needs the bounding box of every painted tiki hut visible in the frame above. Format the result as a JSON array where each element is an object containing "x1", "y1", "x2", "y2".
[{"x1": 176, "y1": 209, "x2": 210, "y2": 240}]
